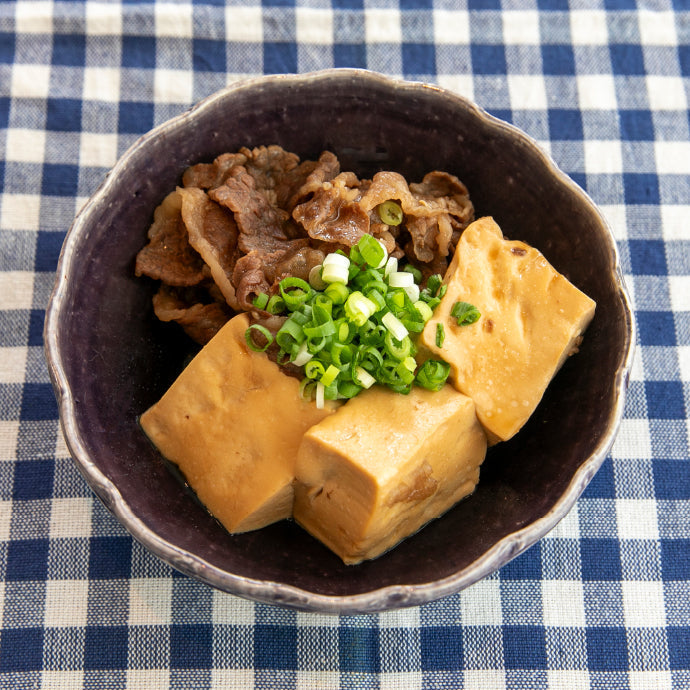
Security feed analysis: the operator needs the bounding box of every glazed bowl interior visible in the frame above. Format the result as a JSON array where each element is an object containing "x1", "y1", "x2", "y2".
[{"x1": 46, "y1": 70, "x2": 634, "y2": 614}]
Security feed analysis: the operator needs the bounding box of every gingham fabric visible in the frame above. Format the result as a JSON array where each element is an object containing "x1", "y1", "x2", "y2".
[{"x1": 1, "y1": 0, "x2": 689, "y2": 687}]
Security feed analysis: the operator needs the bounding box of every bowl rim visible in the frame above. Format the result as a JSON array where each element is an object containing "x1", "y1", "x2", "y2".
[{"x1": 44, "y1": 68, "x2": 636, "y2": 614}]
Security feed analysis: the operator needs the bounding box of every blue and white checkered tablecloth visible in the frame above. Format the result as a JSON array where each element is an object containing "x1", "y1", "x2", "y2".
[{"x1": 1, "y1": 0, "x2": 689, "y2": 687}]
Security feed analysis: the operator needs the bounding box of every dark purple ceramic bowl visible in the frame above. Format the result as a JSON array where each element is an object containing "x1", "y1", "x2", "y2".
[{"x1": 45, "y1": 70, "x2": 634, "y2": 614}]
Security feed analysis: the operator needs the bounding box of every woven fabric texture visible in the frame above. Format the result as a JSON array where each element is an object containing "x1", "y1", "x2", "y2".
[{"x1": 0, "y1": 0, "x2": 689, "y2": 687}]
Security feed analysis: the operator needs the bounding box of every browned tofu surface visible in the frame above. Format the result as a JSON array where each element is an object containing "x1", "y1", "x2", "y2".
[
  {"x1": 420, "y1": 216, "x2": 596, "y2": 443},
  {"x1": 140, "y1": 313, "x2": 336, "y2": 533},
  {"x1": 294, "y1": 385, "x2": 487, "y2": 564}
]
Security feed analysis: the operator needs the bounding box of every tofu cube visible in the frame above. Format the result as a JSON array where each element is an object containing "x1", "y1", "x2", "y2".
[
  {"x1": 420, "y1": 216, "x2": 596, "y2": 444},
  {"x1": 140, "y1": 313, "x2": 336, "y2": 533},
  {"x1": 293, "y1": 385, "x2": 487, "y2": 565}
]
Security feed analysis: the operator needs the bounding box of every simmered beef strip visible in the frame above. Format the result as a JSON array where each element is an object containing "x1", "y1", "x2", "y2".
[
  {"x1": 136, "y1": 145, "x2": 475, "y2": 344},
  {"x1": 152, "y1": 284, "x2": 232, "y2": 344},
  {"x1": 179, "y1": 187, "x2": 242, "y2": 311},
  {"x1": 135, "y1": 190, "x2": 207, "y2": 286}
]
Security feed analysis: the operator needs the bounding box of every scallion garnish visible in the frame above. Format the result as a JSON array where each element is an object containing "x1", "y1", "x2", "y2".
[
  {"x1": 245, "y1": 324, "x2": 273, "y2": 352},
  {"x1": 451, "y1": 301, "x2": 481, "y2": 326},
  {"x1": 436, "y1": 322, "x2": 445, "y2": 348},
  {"x1": 378, "y1": 200, "x2": 403, "y2": 226},
  {"x1": 415, "y1": 359, "x2": 451, "y2": 391},
  {"x1": 246, "y1": 234, "x2": 456, "y2": 407}
]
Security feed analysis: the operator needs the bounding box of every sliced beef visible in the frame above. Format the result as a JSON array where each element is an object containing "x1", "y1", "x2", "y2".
[
  {"x1": 152, "y1": 284, "x2": 231, "y2": 344},
  {"x1": 179, "y1": 187, "x2": 242, "y2": 311},
  {"x1": 135, "y1": 190, "x2": 207, "y2": 286}
]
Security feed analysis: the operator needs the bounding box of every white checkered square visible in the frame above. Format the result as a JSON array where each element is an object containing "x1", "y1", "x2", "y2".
[
  {"x1": 155, "y1": 2, "x2": 193, "y2": 38},
  {"x1": 82, "y1": 67, "x2": 121, "y2": 102},
  {"x1": 461, "y1": 578, "x2": 503, "y2": 626},
  {"x1": 86, "y1": 2, "x2": 122, "y2": 36},
  {"x1": 225, "y1": 7, "x2": 263, "y2": 42},
  {"x1": 41, "y1": 671, "x2": 85, "y2": 690},
  {"x1": 79, "y1": 133, "x2": 119, "y2": 168},
  {"x1": 0, "y1": 500, "x2": 11, "y2": 542},
  {"x1": 436, "y1": 74, "x2": 474, "y2": 101},
  {"x1": 54, "y1": 425, "x2": 71, "y2": 459},
  {"x1": 661, "y1": 205, "x2": 690, "y2": 240},
  {"x1": 611, "y1": 419, "x2": 652, "y2": 459},
  {"x1": 154, "y1": 69, "x2": 194, "y2": 105},
  {"x1": 678, "y1": 346, "x2": 690, "y2": 383},
  {"x1": 576, "y1": 74, "x2": 618, "y2": 110},
  {"x1": 15, "y1": 1, "x2": 53, "y2": 34},
  {"x1": 599, "y1": 204, "x2": 627, "y2": 242},
  {"x1": 547, "y1": 670, "x2": 591, "y2": 690},
  {"x1": 44, "y1": 579, "x2": 89, "y2": 627},
  {"x1": 296, "y1": 8, "x2": 334, "y2": 45},
  {"x1": 508, "y1": 75, "x2": 547, "y2": 110},
  {"x1": 433, "y1": 10, "x2": 470, "y2": 45},
  {"x1": 11, "y1": 64, "x2": 51, "y2": 100},
  {"x1": 380, "y1": 672, "x2": 422, "y2": 690},
  {"x1": 365, "y1": 9, "x2": 402, "y2": 45},
  {"x1": 211, "y1": 669, "x2": 255, "y2": 689},
  {"x1": 502, "y1": 10, "x2": 540, "y2": 45},
  {"x1": 0, "y1": 194, "x2": 41, "y2": 231},
  {"x1": 464, "y1": 670, "x2": 506, "y2": 689},
  {"x1": 49, "y1": 498, "x2": 92, "y2": 539},
  {"x1": 542, "y1": 580, "x2": 586, "y2": 627},
  {"x1": 570, "y1": 10, "x2": 609, "y2": 45},
  {"x1": 126, "y1": 670, "x2": 171, "y2": 690},
  {"x1": 623, "y1": 580, "x2": 667, "y2": 627},
  {"x1": 128, "y1": 578, "x2": 172, "y2": 625},
  {"x1": 0, "y1": 421, "x2": 19, "y2": 461},
  {"x1": 378, "y1": 606, "x2": 420, "y2": 629},
  {"x1": 0, "y1": 271, "x2": 34, "y2": 309},
  {"x1": 213, "y1": 591, "x2": 255, "y2": 625},
  {"x1": 638, "y1": 11, "x2": 678, "y2": 47},
  {"x1": 584, "y1": 139, "x2": 623, "y2": 174},
  {"x1": 646, "y1": 76, "x2": 687, "y2": 110},
  {"x1": 616, "y1": 499, "x2": 659, "y2": 540},
  {"x1": 655, "y1": 141, "x2": 690, "y2": 175},
  {"x1": 6, "y1": 128, "x2": 46, "y2": 164},
  {"x1": 0, "y1": 347, "x2": 28, "y2": 384},
  {"x1": 630, "y1": 671, "x2": 674, "y2": 690},
  {"x1": 669, "y1": 276, "x2": 690, "y2": 312}
]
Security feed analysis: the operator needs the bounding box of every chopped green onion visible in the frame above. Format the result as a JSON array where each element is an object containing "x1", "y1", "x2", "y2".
[
  {"x1": 321, "y1": 364, "x2": 340, "y2": 387},
  {"x1": 305, "y1": 360, "x2": 325, "y2": 380},
  {"x1": 436, "y1": 322, "x2": 445, "y2": 348},
  {"x1": 378, "y1": 200, "x2": 403, "y2": 226},
  {"x1": 245, "y1": 324, "x2": 273, "y2": 352},
  {"x1": 403, "y1": 264, "x2": 422, "y2": 283},
  {"x1": 345, "y1": 291, "x2": 377, "y2": 327},
  {"x1": 321, "y1": 252, "x2": 350, "y2": 284},
  {"x1": 413, "y1": 300, "x2": 433, "y2": 323},
  {"x1": 357, "y1": 233, "x2": 387, "y2": 269},
  {"x1": 308, "y1": 264, "x2": 327, "y2": 290},
  {"x1": 389, "y1": 271, "x2": 414, "y2": 289},
  {"x1": 415, "y1": 359, "x2": 451, "y2": 391},
  {"x1": 384, "y1": 256, "x2": 398, "y2": 277},
  {"x1": 451, "y1": 301, "x2": 481, "y2": 326},
  {"x1": 382, "y1": 311, "x2": 408, "y2": 341},
  {"x1": 292, "y1": 340, "x2": 313, "y2": 366},
  {"x1": 324, "y1": 282, "x2": 349, "y2": 305},
  {"x1": 243, "y1": 233, "x2": 453, "y2": 400},
  {"x1": 353, "y1": 366, "x2": 376, "y2": 389},
  {"x1": 279, "y1": 277, "x2": 312, "y2": 310},
  {"x1": 426, "y1": 274, "x2": 443, "y2": 296},
  {"x1": 252, "y1": 293, "x2": 269, "y2": 310},
  {"x1": 266, "y1": 294, "x2": 286, "y2": 314}
]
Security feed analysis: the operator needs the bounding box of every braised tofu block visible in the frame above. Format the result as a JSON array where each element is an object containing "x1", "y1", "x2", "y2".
[
  {"x1": 293, "y1": 385, "x2": 487, "y2": 565},
  {"x1": 420, "y1": 216, "x2": 596, "y2": 444},
  {"x1": 140, "y1": 313, "x2": 336, "y2": 533}
]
